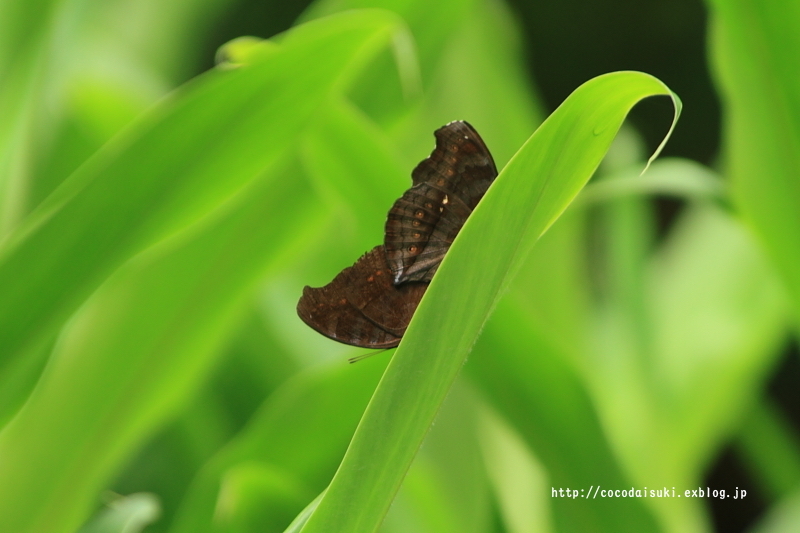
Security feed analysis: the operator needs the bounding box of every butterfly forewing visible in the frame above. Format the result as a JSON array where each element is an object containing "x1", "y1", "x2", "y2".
[{"x1": 385, "y1": 121, "x2": 498, "y2": 284}]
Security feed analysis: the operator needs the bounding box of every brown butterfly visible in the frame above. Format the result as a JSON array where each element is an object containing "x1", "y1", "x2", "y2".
[{"x1": 297, "y1": 121, "x2": 497, "y2": 349}]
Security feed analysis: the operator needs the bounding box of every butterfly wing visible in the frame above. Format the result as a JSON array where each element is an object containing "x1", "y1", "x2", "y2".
[
  {"x1": 297, "y1": 246, "x2": 427, "y2": 348},
  {"x1": 384, "y1": 121, "x2": 498, "y2": 284}
]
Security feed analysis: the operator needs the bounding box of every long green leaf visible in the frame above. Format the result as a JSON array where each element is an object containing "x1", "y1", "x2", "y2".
[
  {"x1": 0, "y1": 158, "x2": 321, "y2": 533},
  {"x1": 0, "y1": 9, "x2": 403, "y2": 408},
  {"x1": 471, "y1": 298, "x2": 661, "y2": 533},
  {"x1": 707, "y1": 0, "x2": 800, "y2": 314},
  {"x1": 298, "y1": 71, "x2": 680, "y2": 533},
  {"x1": 0, "y1": 0, "x2": 65, "y2": 233},
  {"x1": 170, "y1": 359, "x2": 388, "y2": 533},
  {"x1": 0, "y1": 10, "x2": 409, "y2": 533}
]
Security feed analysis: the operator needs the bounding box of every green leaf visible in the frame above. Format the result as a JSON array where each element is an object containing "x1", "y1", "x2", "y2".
[
  {"x1": 471, "y1": 299, "x2": 661, "y2": 533},
  {"x1": 381, "y1": 382, "x2": 493, "y2": 533},
  {"x1": 0, "y1": 0, "x2": 66, "y2": 233},
  {"x1": 0, "y1": 10, "x2": 415, "y2": 532},
  {"x1": 646, "y1": 205, "x2": 789, "y2": 471},
  {"x1": 300, "y1": 99, "x2": 409, "y2": 249},
  {"x1": 584, "y1": 203, "x2": 789, "y2": 532},
  {"x1": 298, "y1": 71, "x2": 680, "y2": 533},
  {"x1": 0, "y1": 9, "x2": 404, "y2": 409},
  {"x1": 76, "y1": 493, "x2": 160, "y2": 533},
  {"x1": 736, "y1": 400, "x2": 800, "y2": 501},
  {"x1": 171, "y1": 359, "x2": 388, "y2": 533},
  {"x1": 748, "y1": 487, "x2": 800, "y2": 533},
  {"x1": 577, "y1": 157, "x2": 724, "y2": 205},
  {"x1": 393, "y1": 0, "x2": 544, "y2": 168},
  {"x1": 300, "y1": 0, "x2": 479, "y2": 125},
  {"x1": 707, "y1": 0, "x2": 800, "y2": 315},
  {"x1": 0, "y1": 157, "x2": 322, "y2": 533},
  {"x1": 477, "y1": 407, "x2": 552, "y2": 533}
]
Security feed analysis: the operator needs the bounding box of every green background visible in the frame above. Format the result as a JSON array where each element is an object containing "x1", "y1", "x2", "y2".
[{"x1": 0, "y1": 1, "x2": 798, "y2": 533}]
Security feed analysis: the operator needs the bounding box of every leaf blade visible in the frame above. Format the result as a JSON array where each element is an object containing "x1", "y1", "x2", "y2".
[
  {"x1": 299, "y1": 71, "x2": 680, "y2": 533},
  {"x1": 0, "y1": 9, "x2": 403, "y2": 395}
]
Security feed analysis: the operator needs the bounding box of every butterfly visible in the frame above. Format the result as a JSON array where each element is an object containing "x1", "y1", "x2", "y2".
[
  {"x1": 296, "y1": 121, "x2": 497, "y2": 349},
  {"x1": 384, "y1": 120, "x2": 498, "y2": 284}
]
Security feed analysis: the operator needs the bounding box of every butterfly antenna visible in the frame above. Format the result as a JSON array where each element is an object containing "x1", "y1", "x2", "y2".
[{"x1": 348, "y1": 348, "x2": 391, "y2": 364}]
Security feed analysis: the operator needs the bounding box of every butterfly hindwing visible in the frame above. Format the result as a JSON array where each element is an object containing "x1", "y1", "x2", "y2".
[{"x1": 297, "y1": 246, "x2": 427, "y2": 348}]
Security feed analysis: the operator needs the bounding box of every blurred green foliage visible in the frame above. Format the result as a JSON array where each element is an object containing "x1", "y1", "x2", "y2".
[{"x1": 0, "y1": 1, "x2": 797, "y2": 533}]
